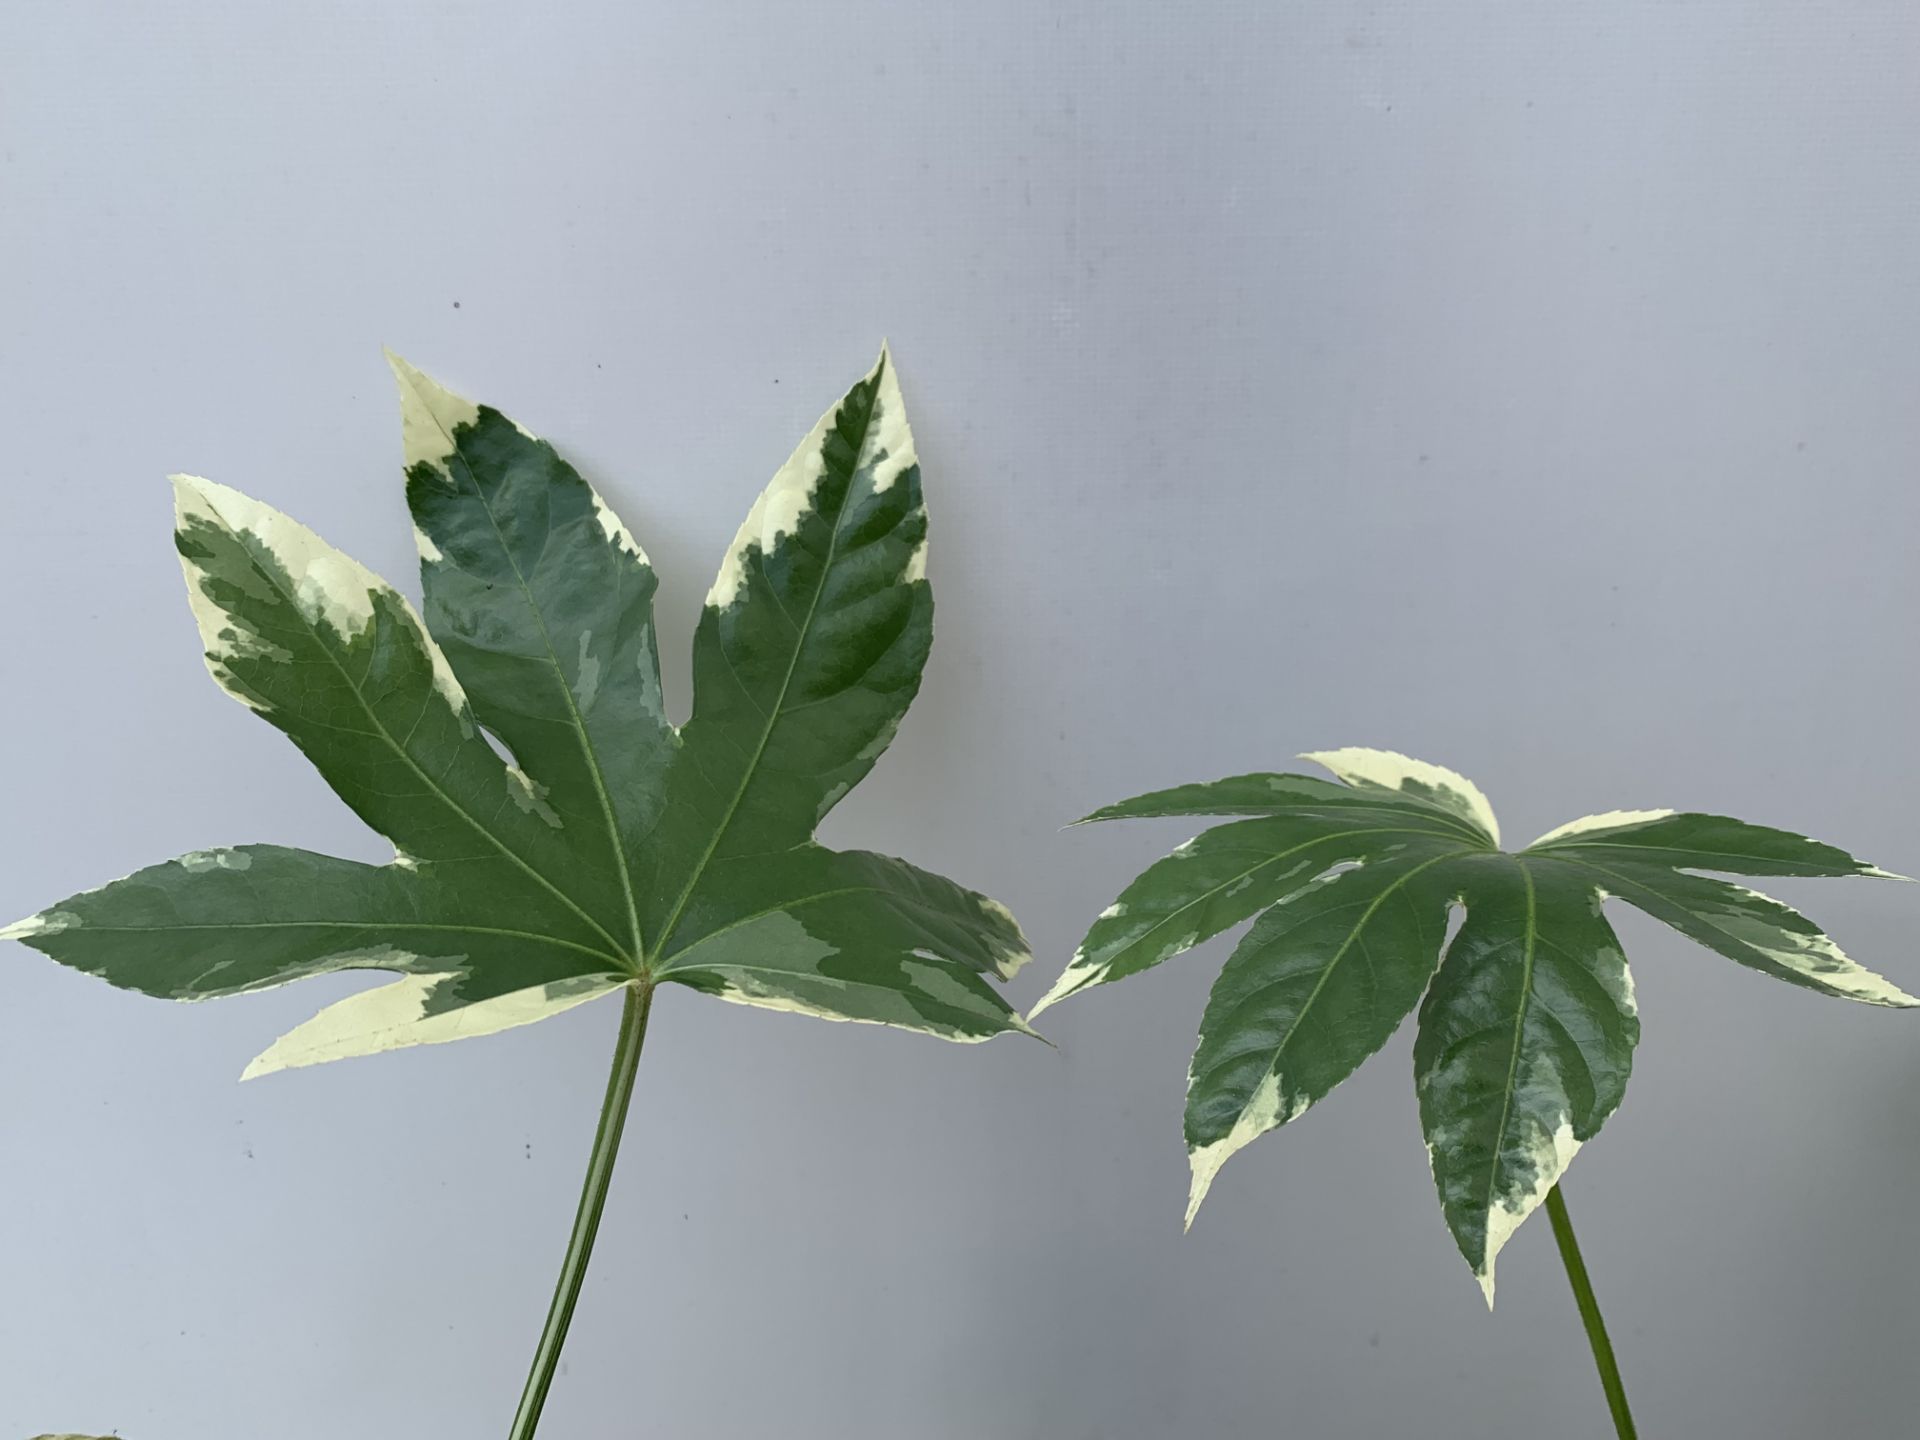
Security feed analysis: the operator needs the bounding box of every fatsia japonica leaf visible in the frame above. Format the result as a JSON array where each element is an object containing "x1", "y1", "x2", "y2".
[
  {"x1": 6, "y1": 347, "x2": 1034, "y2": 1074},
  {"x1": 1043, "y1": 748, "x2": 1912, "y2": 1301}
]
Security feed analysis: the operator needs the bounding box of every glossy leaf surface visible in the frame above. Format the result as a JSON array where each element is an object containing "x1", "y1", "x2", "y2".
[
  {"x1": 1047, "y1": 748, "x2": 1910, "y2": 1299},
  {"x1": 8, "y1": 349, "x2": 1032, "y2": 1073}
]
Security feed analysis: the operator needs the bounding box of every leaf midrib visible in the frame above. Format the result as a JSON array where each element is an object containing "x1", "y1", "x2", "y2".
[
  {"x1": 1102, "y1": 824, "x2": 1466, "y2": 974},
  {"x1": 1092, "y1": 798, "x2": 1491, "y2": 847},
  {"x1": 1550, "y1": 854, "x2": 1770, "y2": 963},
  {"x1": 648, "y1": 379, "x2": 881, "y2": 966},
  {"x1": 431, "y1": 426, "x2": 649, "y2": 967},
  {"x1": 63, "y1": 919, "x2": 625, "y2": 966},
  {"x1": 658, "y1": 869, "x2": 1012, "y2": 979},
  {"x1": 1478, "y1": 856, "x2": 1540, "y2": 1257},
  {"x1": 1529, "y1": 836, "x2": 1853, "y2": 874},
  {"x1": 1194, "y1": 849, "x2": 1458, "y2": 1130}
]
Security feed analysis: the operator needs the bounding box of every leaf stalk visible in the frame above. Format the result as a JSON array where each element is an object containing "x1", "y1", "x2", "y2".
[
  {"x1": 1544, "y1": 1182, "x2": 1638, "y2": 1440},
  {"x1": 508, "y1": 980, "x2": 654, "y2": 1439}
]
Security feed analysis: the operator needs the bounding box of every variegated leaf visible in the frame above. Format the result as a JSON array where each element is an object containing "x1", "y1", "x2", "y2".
[
  {"x1": 1547, "y1": 860, "x2": 1918, "y2": 1007},
  {"x1": 1413, "y1": 858, "x2": 1637, "y2": 1303},
  {"x1": 0, "y1": 844, "x2": 615, "y2": 1005},
  {"x1": 1032, "y1": 811, "x2": 1466, "y2": 1017},
  {"x1": 1300, "y1": 747, "x2": 1502, "y2": 847},
  {"x1": 1183, "y1": 844, "x2": 1458, "y2": 1222},
  {"x1": 1073, "y1": 770, "x2": 1490, "y2": 839},
  {"x1": 396, "y1": 351, "x2": 674, "y2": 962},
  {"x1": 658, "y1": 847, "x2": 1032, "y2": 1041},
  {"x1": 9, "y1": 348, "x2": 1032, "y2": 1073},
  {"x1": 1526, "y1": 808, "x2": 1894, "y2": 879},
  {"x1": 1047, "y1": 748, "x2": 1912, "y2": 1298},
  {"x1": 645, "y1": 352, "x2": 929, "y2": 893}
]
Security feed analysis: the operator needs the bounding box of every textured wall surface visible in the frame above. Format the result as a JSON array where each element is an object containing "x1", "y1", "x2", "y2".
[{"x1": 3, "y1": 3, "x2": 1917, "y2": 1436}]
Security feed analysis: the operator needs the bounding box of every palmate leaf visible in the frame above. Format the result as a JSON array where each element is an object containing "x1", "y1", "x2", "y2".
[
  {"x1": 1042, "y1": 747, "x2": 1913, "y2": 1302},
  {"x1": 7, "y1": 347, "x2": 1034, "y2": 1074}
]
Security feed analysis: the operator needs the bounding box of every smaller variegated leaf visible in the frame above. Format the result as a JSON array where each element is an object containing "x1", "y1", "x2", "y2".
[
  {"x1": 9, "y1": 347, "x2": 1032, "y2": 1077},
  {"x1": 1046, "y1": 748, "x2": 1913, "y2": 1299}
]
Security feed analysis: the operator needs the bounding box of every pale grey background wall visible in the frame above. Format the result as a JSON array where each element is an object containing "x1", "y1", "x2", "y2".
[{"x1": 3, "y1": 2, "x2": 1917, "y2": 1436}]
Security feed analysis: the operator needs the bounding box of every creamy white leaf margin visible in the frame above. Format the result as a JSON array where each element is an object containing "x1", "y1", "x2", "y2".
[
  {"x1": 706, "y1": 345, "x2": 920, "y2": 610},
  {"x1": 1302, "y1": 747, "x2": 1501, "y2": 846},
  {"x1": 243, "y1": 973, "x2": 626, "y2": 1078},
  {"x1": 172, "y1": 473, "x2": 470, "y2": 717}
]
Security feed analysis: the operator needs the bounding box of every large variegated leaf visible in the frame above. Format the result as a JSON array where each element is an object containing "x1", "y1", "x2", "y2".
[
  {"x1": 8, "y1": 347, "x2": 1033, "y2": 1074},
  {"x1": 1045, "y1": 747, "x2": 1912, "y2": 1299}
]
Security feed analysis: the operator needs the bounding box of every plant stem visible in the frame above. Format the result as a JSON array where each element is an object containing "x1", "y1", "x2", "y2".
[
  {"x1": 508, "y1": 980, "x2": 654, "y2": 1440},
  {"x1": 1544, "y1": 1182, "x2": 1637, "y2": 1440}
]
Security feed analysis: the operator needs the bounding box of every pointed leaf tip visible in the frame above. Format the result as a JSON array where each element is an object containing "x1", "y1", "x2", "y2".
[
  {"x1": 386, "y1": 352, "x2": 481, "y2": 478},
  {"x1": 168, "y1": 470, "x2": 212, "y2": 507},
  {"x1": 1183, "y1": 1071, "x2": 1310, "y2": 1229},
  {"x1": 382, "y1": 345, "x2": 427, "y2": 396},
  {"x1": 0, "y1": 911, "x2": 55, "y2": 942},
  {"x1": 1011, "y1": 1012, "x2": 1054, "y2": 1047},
  {"x1": 1025, "y1": 959, "x2": 1102, "y2": 1020},
  {"x1": 384, "y1": 347, "x2": 460, "y2": 398}
]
